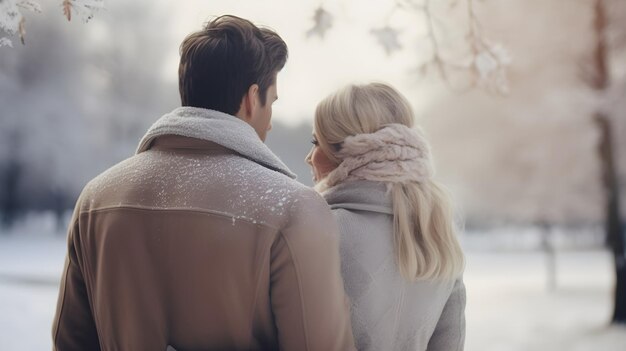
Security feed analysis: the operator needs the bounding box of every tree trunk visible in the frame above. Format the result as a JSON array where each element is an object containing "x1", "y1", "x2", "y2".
[
  {"x1": 589, "y1": 0, "x2": 626, "y2": 324},
  {"x1": 0, "y1": 158, "x2": 20, "y2": 228},
  {"x1": 0, "y1": 131, "x2": 22, "y2": 229},
  {"x1": 594, "y1": 113, "x2": 626, "y2": 323}
]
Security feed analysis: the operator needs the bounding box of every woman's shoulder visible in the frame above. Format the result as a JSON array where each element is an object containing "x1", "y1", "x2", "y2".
[
  {"x1": 331, "y1": 206, "x2": 392, "y2": 235},
  {"x1": 324, "y1": 180, "x2": 393, "y2": 215}
]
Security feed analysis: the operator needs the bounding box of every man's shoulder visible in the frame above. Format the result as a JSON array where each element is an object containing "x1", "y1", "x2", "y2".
[
  {"x1": 73, "y1": 154, "x2": 142, "y2": 209},
  {"x1": 239, "y1": 162, "x2": 326, "y2": 213},
  {"x1": 82, "y1": 154, "x2": 140, "y2": 193},
  {"x1": 232, "y1": 156, "x2": 318, "y2": 200}
]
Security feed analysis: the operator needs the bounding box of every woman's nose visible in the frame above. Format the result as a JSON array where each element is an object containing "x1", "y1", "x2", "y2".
[{"x1": 305, "y1": 149, "x2": 313, "y2": 165}]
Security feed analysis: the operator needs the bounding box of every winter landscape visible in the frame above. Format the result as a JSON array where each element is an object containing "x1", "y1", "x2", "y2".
[
  {"x1": 2, "y1": 0, "x2": 626, "y2": 350},
  {"x1": 1, "y1": 219, "x2": 624, "y2": 350}
]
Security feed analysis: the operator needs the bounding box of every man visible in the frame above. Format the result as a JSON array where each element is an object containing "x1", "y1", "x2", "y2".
[{"x1": 52, "y1": 15, "x2": 355, "y2": 351}]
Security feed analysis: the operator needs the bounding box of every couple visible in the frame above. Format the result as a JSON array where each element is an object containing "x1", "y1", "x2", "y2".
[{"x1": 52, "y1": 15, "x2": 465, "y2": 351}]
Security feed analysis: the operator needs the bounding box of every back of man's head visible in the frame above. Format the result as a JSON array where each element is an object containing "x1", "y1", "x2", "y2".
[{"x1": 178, "y1": 15, "x2": 288, "y2": 115}]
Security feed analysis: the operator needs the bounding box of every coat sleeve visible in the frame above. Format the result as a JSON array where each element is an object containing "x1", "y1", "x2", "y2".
[
  {"x1": 269, "y1": 190, "x2": 355, "y2": 351},
  {"x1": 427, "y1": 278, "x2": 466, "y2": 351},
  {"x1": 52, "y1": 212, "x2": 101, "y2": 351}
]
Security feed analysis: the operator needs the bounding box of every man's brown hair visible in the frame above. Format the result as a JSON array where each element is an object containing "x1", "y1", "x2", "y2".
[{"x1": 178, "y1": 15, "x2": 288, "y2": 115}]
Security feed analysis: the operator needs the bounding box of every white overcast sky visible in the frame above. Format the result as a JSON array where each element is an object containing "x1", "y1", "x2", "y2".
[{"x1": 157, "y1": 0, "x2": 439, "y2": 126}]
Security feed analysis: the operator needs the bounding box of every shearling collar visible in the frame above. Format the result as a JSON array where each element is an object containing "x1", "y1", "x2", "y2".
[
  {"x1": 323, "y1": 180, "x2": 393, "y2": 215},
  {"x1": 136, "y1": 107, "x2": 296, "y2": 179}
]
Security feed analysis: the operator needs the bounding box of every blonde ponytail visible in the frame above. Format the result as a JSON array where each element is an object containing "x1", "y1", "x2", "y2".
[
  {"x1": 314, "y1": 82, "x2": 464, "y2": 281},
  {"x1": 391, "y1": 181, "x2": 464, "y2": 281}
]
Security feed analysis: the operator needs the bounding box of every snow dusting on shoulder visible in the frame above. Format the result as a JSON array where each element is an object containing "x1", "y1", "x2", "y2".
[{"x1": 81, "y1": 150, "x2": 313, "y2": 228}]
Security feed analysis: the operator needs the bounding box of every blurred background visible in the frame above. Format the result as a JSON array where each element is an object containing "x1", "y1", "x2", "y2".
[{"x1": 1, "y1": 0, "x2": 625, "y2": 349}]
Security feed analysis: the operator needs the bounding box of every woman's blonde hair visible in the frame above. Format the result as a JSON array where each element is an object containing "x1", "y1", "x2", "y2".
[{"x1": 315, "y1": 82, "x2": 464, "y2": 281}]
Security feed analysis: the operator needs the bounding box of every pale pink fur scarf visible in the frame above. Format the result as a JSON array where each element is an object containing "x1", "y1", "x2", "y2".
[{"x1": 322, "y1": 123, "x2": 434, "y2": 190}]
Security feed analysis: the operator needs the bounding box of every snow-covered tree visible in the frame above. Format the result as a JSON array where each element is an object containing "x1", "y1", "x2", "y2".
[{"x1": 0, "y1": 0, "x2": 176, "y2": 227}]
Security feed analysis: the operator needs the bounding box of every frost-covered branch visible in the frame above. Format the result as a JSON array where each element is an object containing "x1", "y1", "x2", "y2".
[
  {"x1": 0, "y1": 0, "x2": 40, "y2": 45},
  {"x1": 62, "y1": 0, "x2": 104, "y2": 23},
  {"x1": 414, "y1": 0, "x2": 510, "y2": 93},
  {"x1": 0, "y1": 0, "x2": 103, "y2": 47},
  {"x1": 306, "y1": 0, "x2": 510, "y2": 94},
  {"x1": 422, "y1": 0, "x2": 454, "y2": 89},
  {"x1": 464, "y1": 0, "x2": 510, "y2": 93},
  {"x1": 306, "y1": 6, "x2": 333, "y2": 39}
]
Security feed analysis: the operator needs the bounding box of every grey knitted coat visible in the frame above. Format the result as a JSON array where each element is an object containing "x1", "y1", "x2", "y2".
[{"x1": 324, "y1": 180, "x2": 466, "y2": 351}]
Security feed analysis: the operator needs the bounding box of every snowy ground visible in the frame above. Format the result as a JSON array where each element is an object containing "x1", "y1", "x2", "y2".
[
  {"x1": 0, "y1": 221, "x2": 625, "y2": 350},
  {"x1": 464, "y1": 250, "x2": 625, "y2": 350}
]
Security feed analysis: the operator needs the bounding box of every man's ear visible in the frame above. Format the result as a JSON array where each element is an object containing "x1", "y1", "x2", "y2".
[{"x1": 238, "y1": 84, "x2": 259, "y2": 122}]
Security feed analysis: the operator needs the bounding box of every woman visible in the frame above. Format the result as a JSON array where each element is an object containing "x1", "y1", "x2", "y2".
[{"x1": 305, "y1": 83, "x2": 466, "y2": 351}]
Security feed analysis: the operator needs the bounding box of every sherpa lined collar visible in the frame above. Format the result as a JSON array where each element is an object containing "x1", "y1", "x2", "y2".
[
  {"x1": 136, "y1": 107, "x2": 296, "y2": 179},
  {"x1": 323, "y1": 180, "x2": 393, "y2": 215}
]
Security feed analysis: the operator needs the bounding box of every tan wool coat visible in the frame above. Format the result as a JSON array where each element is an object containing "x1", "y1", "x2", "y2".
[{"x1": 52, "y1": 107, "x2": 355, "y2": 351}]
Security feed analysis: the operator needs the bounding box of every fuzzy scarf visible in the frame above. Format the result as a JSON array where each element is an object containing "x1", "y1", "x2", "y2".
[
  {"x1": 321, "y1": 124, "x2": 434, "y2": 190},
  {"x1": 136, "y1": 107, "x2": 296, "y2": 179}
]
